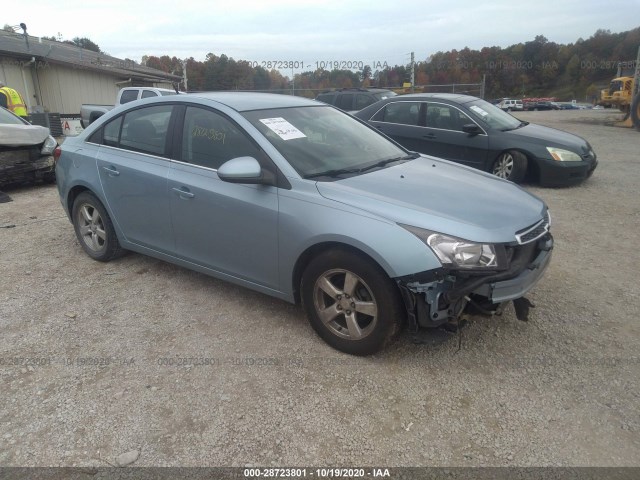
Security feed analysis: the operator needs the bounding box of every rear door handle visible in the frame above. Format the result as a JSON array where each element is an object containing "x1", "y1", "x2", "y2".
[
  {"x1": 101, "y1": 166, "x2": 120, "y2": 177},
  {"x1": 172, "y1": 187, "x2": 195, "y2": 199},
  {"x1": 422, "y1": 133, "x2": 436, "y2": 139}
]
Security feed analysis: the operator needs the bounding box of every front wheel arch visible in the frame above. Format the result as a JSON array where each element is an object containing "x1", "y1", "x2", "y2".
[
  {"x1": 300, "y1": 246, "x2": 405, "y2": 355},
  {"x1": 491, "y1": 149, "x2": 529, "y2": 183},
  {"x1": 292, "y1": 242, "x2": 394, "y2": 305}
]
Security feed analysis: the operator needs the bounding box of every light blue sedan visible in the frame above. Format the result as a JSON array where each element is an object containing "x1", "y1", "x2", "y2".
[{"x1": 55, "y1": 93, "x2": 553, "y2": 355}]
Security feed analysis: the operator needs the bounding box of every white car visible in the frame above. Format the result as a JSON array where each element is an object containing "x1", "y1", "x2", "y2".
[
  {"x1": 0, "y1": 107, "x2": 58, "y2": 189},
  {"x1": 497, "y1": 99, "x2": 523, "y2": 112}
]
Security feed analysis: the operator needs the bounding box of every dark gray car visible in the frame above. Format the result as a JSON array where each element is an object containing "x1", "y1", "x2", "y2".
[
  {"x1": 354, "y1": 93, "x2": 597, "y2": 186},
  {"x1": 315, "y1": 88, "x2": 396, "y2": 113},
  {"x1": 56, "y1": 93, "x2": 553, "y2": 355}
]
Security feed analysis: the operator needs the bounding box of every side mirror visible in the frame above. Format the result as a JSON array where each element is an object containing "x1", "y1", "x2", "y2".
[
  {"x1": 217, "y1": 156, "x2": 266, "y2": 184},
  {"x1": 462, "y1": 123, "x2": 482, "y2": 135}
]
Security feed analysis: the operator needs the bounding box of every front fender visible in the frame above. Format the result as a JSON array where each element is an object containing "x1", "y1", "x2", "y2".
[{"x1": 277, "y1": 180, "x2": 442, "y2": 300}]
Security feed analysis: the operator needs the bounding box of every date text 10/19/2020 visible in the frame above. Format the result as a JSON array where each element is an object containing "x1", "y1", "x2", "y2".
[
  {"x1": 246, "y1": 60, "x2": 390, "y2": 70},
  {"x1": 244, "y1": 468, "x2": 391, "y2": 478}
]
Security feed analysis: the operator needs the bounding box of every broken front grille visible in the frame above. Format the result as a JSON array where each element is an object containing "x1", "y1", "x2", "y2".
[{"x1": 515, "y1": 211, "x2": 550, "y2": 245}]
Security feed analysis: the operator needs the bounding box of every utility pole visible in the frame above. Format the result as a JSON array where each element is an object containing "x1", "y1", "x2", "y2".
[
  {"x1": 19, "y1": 23, "x2": 30, "y2": 51},
  {"x1": 182, "y1": 59, "x2": 188, "y2": 91},
  {"x1": 410, "y1": 51, "x2": 415, "y2": 93}
]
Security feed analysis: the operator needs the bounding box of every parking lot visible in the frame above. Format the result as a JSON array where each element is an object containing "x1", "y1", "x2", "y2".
[{"x1": 1, "y1": 109, "x2": 639, "y2": 467}]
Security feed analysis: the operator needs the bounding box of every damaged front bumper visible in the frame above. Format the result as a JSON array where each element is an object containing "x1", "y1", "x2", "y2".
[
  {"x1": 397, "y1": 233, "x2": 553, "y2": 330},
  {"x1": 0, "y1": 150, "x2": 55, "y2": 186}
]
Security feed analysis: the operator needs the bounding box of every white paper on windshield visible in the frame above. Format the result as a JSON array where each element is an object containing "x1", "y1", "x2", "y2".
[
  {"x1": 259, "y1": 117, "x2": 306, "y2": 140},
  {"x1": 469, "y1": 105, "x2": 489, "y2": 117}
]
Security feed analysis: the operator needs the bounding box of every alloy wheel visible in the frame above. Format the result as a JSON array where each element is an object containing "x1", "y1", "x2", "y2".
[
  {"x1": 76, "y1": 203, "x2": 107, "y2": 253},
  {"x1": 312, "y1": 269, "x2": 378, "y2": 341},
  {"x1": 493, "y1": 152, "x2": 514, "y2": 179}
]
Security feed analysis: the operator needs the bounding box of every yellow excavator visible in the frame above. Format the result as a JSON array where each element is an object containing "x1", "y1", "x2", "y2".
[{"x1": 600, "y1": 47, "x2": 640, "y2": 130}]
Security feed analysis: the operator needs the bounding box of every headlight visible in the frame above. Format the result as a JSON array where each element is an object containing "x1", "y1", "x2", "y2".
[
  {"x1": 400, "y1": 225, "x2": 502, "y2": 269},
  {"x1": 546, "y1": 147, "x2": 581, "y2": 162},
  {"x1": 41, "y1": 135, "x2": 57, "y2": 155}
]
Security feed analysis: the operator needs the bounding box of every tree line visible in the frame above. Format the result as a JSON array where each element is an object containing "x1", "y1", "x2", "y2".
[
  {"x1": 16, "y1": 25, "x2": 639, "y2": 101},
  {"x1": 143, "y1": 27, "x2": 639, "y2": 100}
]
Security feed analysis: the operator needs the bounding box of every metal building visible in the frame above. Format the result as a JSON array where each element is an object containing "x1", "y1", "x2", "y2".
[{"x1": 0, "y1": 29, "x2": 181, "y2": 115}]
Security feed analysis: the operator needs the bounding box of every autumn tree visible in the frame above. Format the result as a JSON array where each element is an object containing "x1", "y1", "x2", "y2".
[{"x1": 71, "y1": 37, "x2": 101, "y2": 53}]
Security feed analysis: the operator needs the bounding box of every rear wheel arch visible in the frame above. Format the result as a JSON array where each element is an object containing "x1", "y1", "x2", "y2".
[
  {"x1": 71, "y1": 191, "x2": 125, "y2": 261},
  {"x1": 66, "y1": 185, "x2": 91, "y2": 216}
]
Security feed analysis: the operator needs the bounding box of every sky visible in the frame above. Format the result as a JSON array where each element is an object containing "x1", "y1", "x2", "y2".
[{"x1": 12, "y1": 0, "x2": 640, "y2": 70}]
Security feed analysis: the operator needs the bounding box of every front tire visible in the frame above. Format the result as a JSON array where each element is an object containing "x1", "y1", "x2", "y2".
[
  {"x1": 301, "y1": 249, "x2": 404, "y2": 355},
  {"x1": 492, "y1": 150, "x2": 528, "y2": 183},
  {"x1": 72, "y1": 192, "x2": 124, "y2": 262}
]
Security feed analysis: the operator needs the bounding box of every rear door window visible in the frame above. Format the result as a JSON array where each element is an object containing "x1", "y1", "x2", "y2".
[
  {"x1": 316, "y1": 93, "x2": 336, "y2": 106},
  {"x1": 335, "y1": 94, "x2": 354, "y2": 110},
  {"x1": 372, "y1": 102, "x2": 422, "y2": 126},
  {"x1": 355, "y1": 94, "x2": 373, "y2": 110},
  {"x1": 119, "y1": 90, "x2": 139, "y2": 104},
  {"x1": 119, "y1": 105, "x2": 173, "y2": 156}
]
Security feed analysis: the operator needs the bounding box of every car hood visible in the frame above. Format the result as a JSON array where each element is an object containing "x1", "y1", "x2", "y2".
[
  {"x1": 316, "y1": 157, "x2": 546, "y2": 243},
  {"x1": 0, "y1": 124, "x2": 50, "y2": 147},
  {"x1": 506, "y1": 123, "x2": 590, "y2": 152}
]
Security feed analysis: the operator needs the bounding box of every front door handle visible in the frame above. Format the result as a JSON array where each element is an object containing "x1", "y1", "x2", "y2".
[
  {"x1": 422, "y1": 133, "x2": 436, "y2": 139},
  {"x1": 101, "y1": 166, "x2": 120, "y2": 177},
  {"x1": 172, "y1": 187, "x2": 195, "y2": 199}
]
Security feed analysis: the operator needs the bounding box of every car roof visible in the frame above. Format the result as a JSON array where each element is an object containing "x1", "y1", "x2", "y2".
[
  {"x1": 184, "y1": 92, "x2": 320, "y2": 112},
  {"x1": 375, "y1": 93, "x2": 480, "y2": 104}
]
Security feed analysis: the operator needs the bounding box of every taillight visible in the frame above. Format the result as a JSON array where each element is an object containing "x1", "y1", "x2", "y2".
[{"x1": 53, "y1": 146, "x2": 62, "y2": 163}]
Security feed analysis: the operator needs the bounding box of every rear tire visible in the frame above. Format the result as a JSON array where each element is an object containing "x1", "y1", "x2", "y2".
[
  {"x1": 492, "y1": 150, "x2": 528, "y2": 183},
  {"x1": 72, "y1": 192, "x2": 124, "y2": 262},
  {"x1": 301, "y1": 249, "x2": 404, "y2": 355},
  {"x1": 630, "y1": 94, "x2": 640, "y2": 131}
]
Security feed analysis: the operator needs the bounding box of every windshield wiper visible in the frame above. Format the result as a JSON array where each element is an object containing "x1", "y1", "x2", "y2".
[
  {"x1": 501, "y1": 121, "x2": 529, "y2": 132},
  {"x1": 304, "y1": 167, "x2": 363, "y2": 179},
  {"x1": 304, "y1": 153, "x2": 419, "y2": 179},
  {"x1": 358, "y1": 153, "x2": 420, "y2": 173}
]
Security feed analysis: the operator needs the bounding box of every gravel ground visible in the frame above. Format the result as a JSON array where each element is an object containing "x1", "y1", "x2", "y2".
[{"x1": 0, "y1": 109, "x2": 639, "y2": 468}]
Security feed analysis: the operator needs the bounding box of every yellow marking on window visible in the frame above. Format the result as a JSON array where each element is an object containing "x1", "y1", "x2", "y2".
[{"x1": 192, "y1": 125, "x2": 226, "y2": 144}]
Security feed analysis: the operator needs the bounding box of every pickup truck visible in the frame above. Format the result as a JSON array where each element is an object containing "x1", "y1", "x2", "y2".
[{"x1": 80, "y1": 87, "x2": 180, "y2": 128}]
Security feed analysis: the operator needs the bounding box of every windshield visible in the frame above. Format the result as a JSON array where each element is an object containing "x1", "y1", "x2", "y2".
[
  {"x1": 465, "y1": 99, "x2": 521, "y2": 130},
  {"x1": 242, "y1": 106, "x2": 408, "y2": 179},
  {"x1": 0, "y1": 107, "x2": 27, "y2": 125}
]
